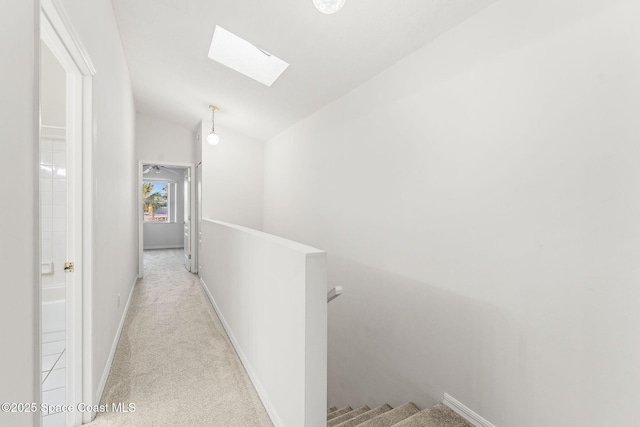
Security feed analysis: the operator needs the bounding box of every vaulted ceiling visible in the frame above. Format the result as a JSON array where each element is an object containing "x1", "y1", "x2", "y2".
[{"x1": 111, "y1": 0, "x2": 497, "y2": 141}]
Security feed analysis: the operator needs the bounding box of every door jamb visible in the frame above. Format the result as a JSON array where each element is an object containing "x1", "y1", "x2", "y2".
[
  {"x1": 40, "y1": 0, "x2": 95, "y2": 424},
  {"x1": 196, "y1": 162, "x2": 202, "y2": 277}
]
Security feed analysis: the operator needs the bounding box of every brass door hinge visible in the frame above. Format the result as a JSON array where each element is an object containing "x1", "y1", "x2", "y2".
[{"x1": 64, "y1": 262, "x2": 74, "y2": 273}]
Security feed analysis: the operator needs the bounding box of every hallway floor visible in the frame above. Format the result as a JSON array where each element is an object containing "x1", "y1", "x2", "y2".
[{"x1": 88, "y1": 249, "x2": 273, "y2": 427}]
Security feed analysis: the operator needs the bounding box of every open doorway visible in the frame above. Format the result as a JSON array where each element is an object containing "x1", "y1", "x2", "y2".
[
  {"x1": 40, "y1": 39, "x2": 70, "y2": 427},
  {"x1": 40, "y1": 0, "x2": 95, "y2": 425},
  {"x1": 138, "y1": 161, "x2": 197, "y2": 276}
]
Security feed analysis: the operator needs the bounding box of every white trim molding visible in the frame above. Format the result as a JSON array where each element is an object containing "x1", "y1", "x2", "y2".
[
  {"x1": 41, "y1": 0, "x2": 95, "y2": 76},
  {"x1": 443, "y1": 393, "x2": 496, "y2": 427},
  {"x1": 40, "y1": 1, "x2": 96, "y2": 425}
]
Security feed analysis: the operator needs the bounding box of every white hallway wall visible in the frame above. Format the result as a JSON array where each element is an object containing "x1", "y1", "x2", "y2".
[
  {"x1": 0, "y1": 0, "x2": 137, "y2": 423},
  {"x1": 40, "y1": 40, "x2": 66, "y2": 127},
  {"x1": 136, "y1": 112, "x2": 195, "y2": 164},
  {"x1": 55, "y1": 0, "x2": 138, "y2": 406},
  {"x1": 200, "y1": 121, "x2": 264, "y2": 231},
  {"x1": 137, "y1": 113, "x2": 264, "y2": 234},
  {"x1": 136, "y1": 113, "x2": 194, "y2": 248},
  {"x1": 263, "y1": 0, "x2": 640, "y2": 425},
  {"x1": 0, "y1": 1, "x2": 38, "y2": 426}
]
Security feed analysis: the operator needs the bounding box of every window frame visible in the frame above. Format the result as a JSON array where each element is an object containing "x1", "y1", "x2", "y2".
[{"x1": 142, "y1": 179, "x2": 175, "y2": 224}]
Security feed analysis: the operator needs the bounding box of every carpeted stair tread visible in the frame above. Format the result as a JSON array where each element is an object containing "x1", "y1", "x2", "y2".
[
  {"x1": 328, "y1": 407, "x2": 354, "y2": 420},
  {"x1": 355, "y1": 402, "x2": 420, "y2": 427},
  {"x1": 334, "y1": 404, "x2": 393, "y2": 427},
  {"x1": 392, "y1": 404, "x2": 472, "y2": 427},
  {"x1": 328, "y1": 406, "x2": 370, "y2": 427},
  {"x1": 328, "y1": 407, "x2": 338, "y2": 414}
]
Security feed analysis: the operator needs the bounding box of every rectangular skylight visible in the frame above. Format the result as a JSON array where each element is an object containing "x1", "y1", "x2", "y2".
[{"x1": 208, "y1": 26, "x2": 289, "y2": 87}]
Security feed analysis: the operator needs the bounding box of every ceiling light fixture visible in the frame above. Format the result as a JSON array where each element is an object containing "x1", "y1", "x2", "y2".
[
  {"x1": 312, "y1": 0, "x2": 346, "y2": 14},
  {"x1": 207, "y1": 105, "x2": 220, "y2": 146}
]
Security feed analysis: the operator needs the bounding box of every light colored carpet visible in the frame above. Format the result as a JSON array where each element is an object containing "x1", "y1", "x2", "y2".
[
  {"x1": 329, "y1": 406, "x2": 370, "y2": 427},
  {"x1": 356, "y1": 403, "x2": 420, "y2": 427},
  {"x1": 328, "y1": 407, "x2": 354, "y2": 421},
  {"x1": 333, "y1": 404, "x2": 392, "y2": 427},
  {"x1": 329, "y1": 402, "x2": 473, "y2": 427},
  {"x1": 87, "y1": 249, "x2": 273, "y2": 427},
  {"x1": 393, "y1": 404, "x2": 473, "y2": 427}
]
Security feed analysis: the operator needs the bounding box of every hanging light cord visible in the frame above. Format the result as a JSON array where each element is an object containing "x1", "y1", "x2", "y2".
[{"x1": 211, "y1": 108, "x2": 216, "y2": 133}]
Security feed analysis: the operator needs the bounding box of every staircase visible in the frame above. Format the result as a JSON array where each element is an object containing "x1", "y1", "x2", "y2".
[{"x1": 326, "y1": 402, "x2": 472, "y2": 427}]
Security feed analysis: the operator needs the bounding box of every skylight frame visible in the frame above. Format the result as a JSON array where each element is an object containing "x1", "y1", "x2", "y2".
[{"x1": 207, "y1": 26, "x2": 289, "y2": 87}]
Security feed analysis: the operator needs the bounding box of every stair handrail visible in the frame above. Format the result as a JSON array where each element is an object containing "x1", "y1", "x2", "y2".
[{"x1": 327, "y1": 286, "x2": 343, "y2": 303}]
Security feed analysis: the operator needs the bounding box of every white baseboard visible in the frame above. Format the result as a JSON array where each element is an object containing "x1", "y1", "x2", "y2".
[
  {"x1": 443, "y1": 394, "x2": 496, "y2": 427},
  {"x1": 93, "y1": 276, "x2": 138, "y2": 418},
  {"x1": 199, "y1": 277, "x2": 284, "y2": 427}
]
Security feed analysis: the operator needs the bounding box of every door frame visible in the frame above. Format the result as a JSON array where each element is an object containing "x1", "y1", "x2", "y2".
[
  {"x1": 196, "y1": 162, "x2": 202, "y2": 277},
  {"x1": 138, "y1": 160, "x2": 197, "y2": 277},
  {"x1": 40, "y1": 0, "x2": 95, "y2": 425}
]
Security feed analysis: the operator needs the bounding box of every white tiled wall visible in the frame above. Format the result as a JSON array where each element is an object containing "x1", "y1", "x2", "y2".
[
  {"x1": 41, "y1": 135, "x2": 67, "y2": 291},
  {"x1": 40, "y1": 133, "x2": 67, "y2": 427}
]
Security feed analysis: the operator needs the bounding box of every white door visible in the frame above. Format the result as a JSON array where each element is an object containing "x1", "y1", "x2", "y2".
[
  {"x1": 183, "y1": 168, "x2": 191, "y2": 271},
  {"x1": 196, "y1": 162, "x2": 202, "y2": 276}
]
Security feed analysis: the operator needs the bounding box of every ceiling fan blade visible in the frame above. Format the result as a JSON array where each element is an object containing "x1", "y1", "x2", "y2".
[{"x1": 161, "y1": 166, "x2": 182, "y2": 176}]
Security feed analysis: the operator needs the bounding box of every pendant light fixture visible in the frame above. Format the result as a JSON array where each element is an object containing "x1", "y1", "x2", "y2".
[
  {"x1": 207, "y1": 105, "x2": 220, "y2": 146},
  {"x1": 312, "y1": 0, "x2": 346, "y2": 14}
]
